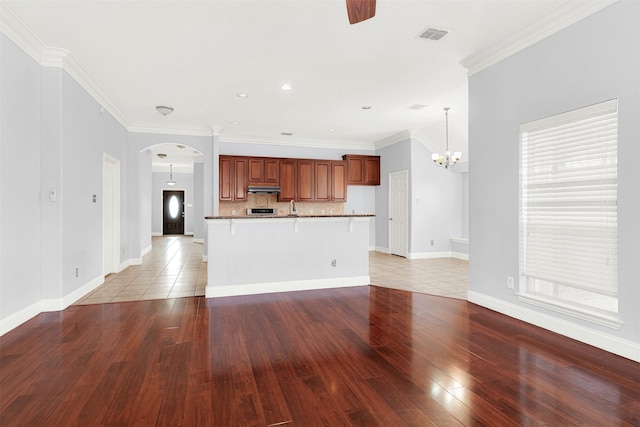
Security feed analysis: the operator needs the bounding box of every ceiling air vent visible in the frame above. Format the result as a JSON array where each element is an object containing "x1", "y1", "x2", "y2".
[
  {"x1": 408, "y1": 104, "x2": 427, "y2": 110},
  {"x1": 418, "y1": 28, "x2": 448, "y2": 41}
]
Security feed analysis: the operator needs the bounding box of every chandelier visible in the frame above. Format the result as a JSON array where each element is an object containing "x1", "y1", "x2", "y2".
[{"x1": 432, "y1": 107, "x2": 462, "y2": 169}]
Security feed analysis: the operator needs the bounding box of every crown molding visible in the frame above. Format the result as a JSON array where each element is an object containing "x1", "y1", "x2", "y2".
[
  {"x1": 374, "y1": 130, "x2": 411, "y2": 151},
  {"x1": 1, "y1": 3, "x2": 130, "y2": 129},
  {"x1": 128, "y1": 122, "x2": 215, "y2": 137},
  {"x1": 219, "y1": 134, "x2": 375, "y2": 151},
  {"x1": 0, "y1": 3, "x2": 43, "y2": 63},
  {"x1": 461, "y1": 0, "x2": 618, "y2": 76}
]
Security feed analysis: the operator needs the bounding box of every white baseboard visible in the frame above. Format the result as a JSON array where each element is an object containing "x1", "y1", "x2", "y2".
[
  {"x1": 451, "y1": 251, "x2": 469, "y2": 260},
  {"x1": 116, "y1": 259, "x2": 130, "y2": 272},
  {"x1": 141, "y1": 244, "x2": 152, "y2": 256},
  {"x1": 205, "y1": 275, "x2": 370, "y2": 298},
  {"x1": 185, "y1": 232, "x2": 194, "y2": 236},
  {"x1": 375, "y1": 246, "x2": 390, "y2": 254},
  {"x1": 0, "y1": 274, "x2": 104, "y2": 336},
  {"x1": 408, "y1": 251, "x2": 451, "y2": 259},
  {"x1": 467, "y1": 290, "x2": 640, "y2": 363},
  {"x1": 193, "y1": 238, "x2": 204, "y2": 244},
  {"x1": 151, "y1": 232, "x2": 162, "y2": 236}
]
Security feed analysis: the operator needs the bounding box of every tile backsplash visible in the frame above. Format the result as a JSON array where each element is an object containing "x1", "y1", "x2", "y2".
[{"x1": 219, "y1": 194, "x2": 344, "y2": 216}]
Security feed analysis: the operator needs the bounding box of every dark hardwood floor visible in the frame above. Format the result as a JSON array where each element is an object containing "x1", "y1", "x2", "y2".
[{"x1": 1, "y1": 286, "x2": 638, "y2": 426}]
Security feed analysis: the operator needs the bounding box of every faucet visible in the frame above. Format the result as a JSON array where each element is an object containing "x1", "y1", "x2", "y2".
[{"x1": 289, "y1": 200, "x2": 298, "y2": 216}]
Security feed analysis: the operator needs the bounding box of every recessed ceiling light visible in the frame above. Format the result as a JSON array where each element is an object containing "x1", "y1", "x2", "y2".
[
  {"x1": 281, "y1": 132, "x2": 293, "y2": 136},
  {"x1": 281, "y1": 83, "x2": 292, "y2": 91},
  {"x1": 362, "y1": 105, "x2": 372, "y2": 110},
  {"x1": 328, "y1": 128, "x2": 336, "y2": 132},
  {"x1": 230, "y1": 121, "x2": 240, "y2": 125},
  {"x1": 176, "y1": 144, "x2": 185, "y2": 149},
  {"x1": 157, "y1": 153, "x2": 167, "y2": 159},
  {"x1": 408, "y1": 104, "x2": 427, "y2": 110},
  {"x1": 236, "y1": 93, "x2": 249, "y2": 98}
]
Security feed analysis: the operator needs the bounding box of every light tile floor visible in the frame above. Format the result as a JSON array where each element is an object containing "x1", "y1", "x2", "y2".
[
  {"x1": 369, "y1": 251, "x2": 468, "y2": 300},
  {"x1": 75, "y1": 236, "x2": 469, "y2": 305},
  {"x1": 75, "y1": 235, "x2": 207, "y2": 305}
]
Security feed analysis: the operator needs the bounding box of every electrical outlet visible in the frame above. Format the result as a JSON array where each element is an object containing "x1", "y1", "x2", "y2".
[
  {"x1": 506, "y1": 276, "x2": 514, "y2": 289},
  {"x1": 331, "y1": 259, "x2": 337, "y2": 267}
]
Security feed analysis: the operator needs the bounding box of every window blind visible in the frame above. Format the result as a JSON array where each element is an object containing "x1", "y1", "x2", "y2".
[{"x1": 520, "y1": 99, "x2": 618, "y2": 301}]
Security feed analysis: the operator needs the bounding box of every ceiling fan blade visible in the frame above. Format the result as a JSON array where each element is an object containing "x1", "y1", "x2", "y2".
[{"x1": 346, "y1": 0, "x2": 376, "y2": 25}]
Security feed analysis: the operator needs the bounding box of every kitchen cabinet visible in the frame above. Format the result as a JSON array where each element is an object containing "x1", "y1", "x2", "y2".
[
  {"x1": 343, "y1": 155, "x2": 380, "y2": 186},
  {"x1": 248, "y1": 157, "x2": 279, "y2": 185},
  {"x1": 219, "y1": 156, "x2": 247, "y2": 201},
  {"x1": 331, "y1": 161, "x2": 347, "y2": 202},
  {"x1": 315, "y1": 161, "x2": 331, "y2": 202},
  {"x1": 278, "y1": 159, "x2": 297, "y2": 202},
  {"x1": 297, "y1": 160, "x2": 315, "y2": 202}
]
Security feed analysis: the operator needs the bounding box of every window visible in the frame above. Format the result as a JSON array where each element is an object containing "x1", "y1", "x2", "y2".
[{"x1": 519, "y1": 99, "x2": 620, "y2": 328}]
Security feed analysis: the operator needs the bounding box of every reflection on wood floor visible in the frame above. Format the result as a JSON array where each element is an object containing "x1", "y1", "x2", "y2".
[
  {"x1": 75, "y1": 236, "x2": 468, "y2": 305},
  {"x1": 2, "y1": 286, "x2": 638, "y2": 425}
]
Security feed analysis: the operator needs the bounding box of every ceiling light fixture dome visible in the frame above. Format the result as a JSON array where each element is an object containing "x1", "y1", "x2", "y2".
[
  {"x1": 432, "y1": 107, "x2": 462, "y2": 169},
  {"x1": 156, "y1": 106, "x2": 174, "y2": 116}
]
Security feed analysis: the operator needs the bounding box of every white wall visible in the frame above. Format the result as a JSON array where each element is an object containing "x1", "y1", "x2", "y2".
[
  {"x1": 375, "y1": 137, "x2": 464, "y2": 256},
  {"x1": 151, "y1": 171, "x2": 194, "y2": 235},
  {"x1": 410, "y1": 139, "x2": 462, "y2": 255},
  {"x1": 0, "y1": 33, "x2": 130, "y2": 334},
  {"x1": 375, "y1": 140, "x2": 411, "y2": 250},
  {"x1": 1, "y1": 34, "x2": 42, "y2": 323},
  {"x1": 60, "y1": 72, "x2": 129, "y2": 295},
  {"x1": 468, "y1": 1, "x2": 639, "y2": 359},
  {"x1": 138, "y1": 150, "x2": 153, "y2": 254},
  {"x1": 193, "y1": 161, "x2": 204, "y2": 241}
]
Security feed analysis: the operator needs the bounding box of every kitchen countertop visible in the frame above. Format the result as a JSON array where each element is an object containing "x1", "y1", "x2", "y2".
[{"x1": 205, "y1": 214, "x2": 375, "y2": 219}]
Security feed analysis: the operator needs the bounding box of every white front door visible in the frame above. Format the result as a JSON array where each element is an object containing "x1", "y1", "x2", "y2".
[{"x1": 389, "y1": 170, "x2": 408, "y2": 257}]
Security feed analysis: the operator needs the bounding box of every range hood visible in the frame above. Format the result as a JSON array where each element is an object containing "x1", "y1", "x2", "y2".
[{"x1": 247, "y1": 186, "x2": 281, "y2": 194}]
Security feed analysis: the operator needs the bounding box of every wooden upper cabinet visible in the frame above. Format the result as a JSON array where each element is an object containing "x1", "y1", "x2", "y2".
[
  {"x1": 331, "y1": 161, "x2": 347, "y2": 202},
  {"x1": 344, "y1": 155, "x2": 380, "y2": 186},
  {"x1": 278, "y1": 159, "x2": 297, "y2": 202},
  {"x1": 297, "y1": 160, "x2": 315, "y2": 202},
  {"x1": 219, "y1": 156, "x2": 234, "y2": 201},
  {"x1": 219, "y1": 156, "x2": 247, "y2": 201},
  {"x1": 315, "y1": 161, "x2": 331, "y2": 202},
  {"x1": 248, "y1": 158, "x2": 280, "y2": 185},
  {"x1": 233, "y1": 158, "x2": 248, "y2": 201},
  {"x1": 221, "y1": 154, "x2": 372, "y2": 202}
]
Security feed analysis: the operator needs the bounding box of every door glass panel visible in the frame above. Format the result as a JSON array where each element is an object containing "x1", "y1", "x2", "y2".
[{"x1": 169, "y1": 195, "x2": 179, "y2": 219}]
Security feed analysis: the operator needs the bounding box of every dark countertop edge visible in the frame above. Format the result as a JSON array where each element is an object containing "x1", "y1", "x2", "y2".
[{"x1": 205, "y1": 214, "x2": 375, "y2": 220}]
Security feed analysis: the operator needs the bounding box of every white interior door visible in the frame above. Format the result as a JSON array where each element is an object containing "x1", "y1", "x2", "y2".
[
  {"x1": 103, "y1": 154, "x2": 121, "y2": 275},
  {"x1": 389, "y1": 170, "x2": 408, "y2": 257}
]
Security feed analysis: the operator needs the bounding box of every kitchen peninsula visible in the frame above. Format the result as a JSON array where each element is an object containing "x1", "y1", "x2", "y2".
[
  {"x1": 204, "y1": 214, "x2": 374, "y2": 297},
  {"x1": 208, "y1": 153, "x2": 378, "y2": 297}
]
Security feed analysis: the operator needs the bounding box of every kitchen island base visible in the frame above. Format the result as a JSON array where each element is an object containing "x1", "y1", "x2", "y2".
[{"x1": 205, "y1": 216, "x2": 372, "y2": 298}]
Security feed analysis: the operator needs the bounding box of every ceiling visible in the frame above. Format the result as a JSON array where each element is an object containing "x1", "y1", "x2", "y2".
[{"x1": 2, "y1": 0, "x2": 606, "y2": 167}]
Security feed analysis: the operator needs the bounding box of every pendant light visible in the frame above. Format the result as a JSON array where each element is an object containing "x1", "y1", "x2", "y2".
[
  {"x1": 167, "y1": 164, "x2": 176, "y2": 186},
  {"x1": 431, "y1": 107, "x2": 462, "y2": 169}
]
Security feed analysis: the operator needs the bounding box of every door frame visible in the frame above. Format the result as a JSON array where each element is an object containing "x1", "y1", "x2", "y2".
[
  {"x1": 103, "y1": 153, "x2": 121, "y2": 275},
  {"x1": 388, "y1": 170, "x2": 409, "y2": 257}
]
